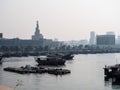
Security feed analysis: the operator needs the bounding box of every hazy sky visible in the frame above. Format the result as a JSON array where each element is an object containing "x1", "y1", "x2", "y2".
[{"x1": 0, "y1": 0, "x2": 120, "y2": 41}]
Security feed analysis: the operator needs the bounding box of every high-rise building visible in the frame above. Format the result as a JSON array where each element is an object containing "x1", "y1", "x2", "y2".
[
  {"x1": 96, "y1": 35, "x2": 115, "y2": 45},
  {"x1": 89, "y1": 31, "x2": 95, "y2": 45},
  {"x1": 32, "y1": 21, "x2": 43, "y2": 40}
]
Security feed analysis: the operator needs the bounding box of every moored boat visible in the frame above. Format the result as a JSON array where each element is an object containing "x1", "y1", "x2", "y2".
[
  {"x1": 104, "y1": 64, "x2": 120, "y2": 78},
  {"x1": 36, "y1": 57, "x2": 65, "y2": 66},
  {"x1": 4, "y1": 66, "x2": 71, "y2": 75}
]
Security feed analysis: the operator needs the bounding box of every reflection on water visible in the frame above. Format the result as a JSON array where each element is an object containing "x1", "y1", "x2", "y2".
[{"x1": 1, "y1": 54, "x2": 120, "y2": 90}]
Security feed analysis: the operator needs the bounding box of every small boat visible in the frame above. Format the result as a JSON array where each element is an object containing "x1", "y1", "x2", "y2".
[{"x1": 36, "y1": 57, "x2": 65, "y2": 66}]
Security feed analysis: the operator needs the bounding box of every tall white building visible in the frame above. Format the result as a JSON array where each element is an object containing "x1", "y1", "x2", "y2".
[
  {"x1": 89, "y1": 31, "x2": 95, "y2": 45},
  {"x1": 32, "y1": 21, "x2": 43, "y2": 40}
]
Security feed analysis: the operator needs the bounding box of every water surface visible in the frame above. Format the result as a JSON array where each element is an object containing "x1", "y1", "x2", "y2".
[{"x1": 0, "y1": 53, "x2": 120, "y2": 90}]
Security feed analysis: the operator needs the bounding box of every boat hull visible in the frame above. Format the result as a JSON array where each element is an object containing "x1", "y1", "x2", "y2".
[{"x1": 36, "y1": 58, "x2": 65, "y2": 66}]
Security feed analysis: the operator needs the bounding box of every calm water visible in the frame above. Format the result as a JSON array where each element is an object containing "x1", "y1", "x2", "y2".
[{"x1": 0, "y1": 53, "x2": 120, "y2": 90}]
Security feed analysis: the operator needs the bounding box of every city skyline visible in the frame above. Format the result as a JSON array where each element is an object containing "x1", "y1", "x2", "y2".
[{"x1": 1, "y1": 0, "x2": 120, "y2": 41}]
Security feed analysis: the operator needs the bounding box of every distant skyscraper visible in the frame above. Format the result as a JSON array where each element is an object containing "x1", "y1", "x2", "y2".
[
  {"x1": 89, "y1": 31, "x2": 95, "y2": 45},
  {"x1": 32, "y1": 21, "x2": 43, "y2": 40}
]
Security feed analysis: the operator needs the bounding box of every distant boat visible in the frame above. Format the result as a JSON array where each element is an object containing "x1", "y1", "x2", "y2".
[{"x1": 36, "y1": 56, "x2": 65, "y2": 66}]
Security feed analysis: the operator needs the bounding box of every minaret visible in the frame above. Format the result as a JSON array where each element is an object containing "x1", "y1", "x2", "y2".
[
  {"x1": 37, "y1": 21, "x2": 39, "y2": 28},
  {"x1": 32, "y1": 21, "x2": 43, "y2": 40},
  {"x1": 35, "y1": 21, "x2": 40, "y2": 36}
]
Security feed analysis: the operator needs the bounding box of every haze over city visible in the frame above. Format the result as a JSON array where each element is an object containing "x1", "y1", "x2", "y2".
[{"x1": 1, "y1": 0, "x2": 120, "y2": 41}]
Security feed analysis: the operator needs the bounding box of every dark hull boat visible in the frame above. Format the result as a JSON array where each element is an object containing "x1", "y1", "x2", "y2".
[
  {"x1": 36, "y1": 57, "x2": 65, "y2": 66},
  {"x1": 104, "y1": 64, "x2": 120, "y2": 78},
  {"x1": 104, "y1": 64, "x2": 120, "y2": 84}
]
